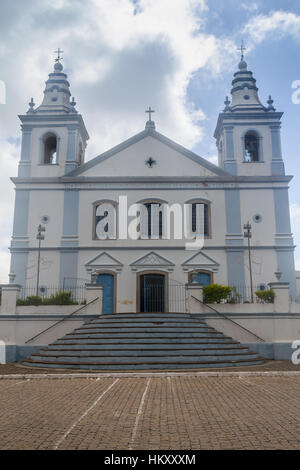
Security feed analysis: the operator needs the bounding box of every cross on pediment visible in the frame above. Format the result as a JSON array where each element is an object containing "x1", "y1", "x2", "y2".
[{"x1": 145, "y1": 106, "x2": 155, "y2": 121}]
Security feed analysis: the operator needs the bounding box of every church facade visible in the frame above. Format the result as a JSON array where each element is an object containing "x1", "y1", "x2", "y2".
[{"x1": 9, "y1": 55, "x2": 297, "y2": 314}]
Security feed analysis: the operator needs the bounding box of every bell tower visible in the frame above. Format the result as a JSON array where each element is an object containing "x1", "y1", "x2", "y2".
[
  {"x1": 18, "y1": 51, "x2": 89, "y2": 178},
  {"x1": 214, "y1": 50, "x2": 285, "y2": 177}
]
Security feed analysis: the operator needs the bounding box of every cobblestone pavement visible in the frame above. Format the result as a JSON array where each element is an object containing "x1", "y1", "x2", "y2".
[{"x1": 1, "y1": 374, "x2": 300, "y2": 449}]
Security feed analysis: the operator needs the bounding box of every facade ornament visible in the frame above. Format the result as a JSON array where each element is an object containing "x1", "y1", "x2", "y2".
[{"x1": 27, "y1": 97, "x2": 35, "y2": 114}]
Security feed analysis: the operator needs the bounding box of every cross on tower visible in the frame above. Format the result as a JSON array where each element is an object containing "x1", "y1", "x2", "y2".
[
  {"x1": 237, "y1": 40, "x2": 246, "y2": 60},
  {"x1": 54, "y1": 48, "x2": 64, "y2": 63},
  {"x1": 145, "y1": 106, "x2": 155, "y2": 121}
]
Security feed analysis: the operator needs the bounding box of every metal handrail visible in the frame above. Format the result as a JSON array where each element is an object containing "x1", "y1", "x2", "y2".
[
  {"x1": 25, "y1": 297, "x2": 100, "y2": 344},
  {"x1": 191, "y1": 295, "x2": 265, "y2": 342}
]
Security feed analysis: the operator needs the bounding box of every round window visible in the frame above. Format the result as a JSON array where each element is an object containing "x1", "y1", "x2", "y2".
[{"x1": 253, "y1": 214, "x2": 262, "y2": 223}]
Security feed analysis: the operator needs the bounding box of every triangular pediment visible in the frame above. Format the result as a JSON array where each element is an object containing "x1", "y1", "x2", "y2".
[
  {"x1": 182, "y1": 251, "x2": 219, "y2": 268},
  {"x1": 67, "y1": 128, "x2": 229, "y2": 178},
  {"x1": 85, "y1": 252, "x2": 123, "y2": 268},
  {"x1": 131, "y1": 251, "x2": 175, "y2": 267}
]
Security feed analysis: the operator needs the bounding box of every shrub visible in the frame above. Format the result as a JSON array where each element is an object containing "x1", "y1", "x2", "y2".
[
  {"x1": 42, "y1": 291, "x2": 78, "y2": 305},
  {"x1": 17, "y1": 291, "x2": 78, "y2": 306},
  {"x1": 255, "y1": 289, "x2": 275, "y2": 304},
  {"x1": 203, "y1": 284, "x2": 232, "y2": 304},
  {"x1": 17, "y1": 295, "x2": 43, "y2": 306}
]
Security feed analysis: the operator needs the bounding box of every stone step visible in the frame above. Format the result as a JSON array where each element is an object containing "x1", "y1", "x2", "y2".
[
  {"x1": 74, "y1": 324, "x2": 215, "y2": 333},
  {"x1": 65, "y1": 328, "x2": 221, "y2": 336},
  {"x1": 99, "y1": 312, "x2": 191, "y2": 318},
  {"x1": 29, "y1": 351, "x2": 261, "y2": 364},
  {"x1": 23, "y1": 358, "x2": 265, "y2": 370},
  {"x1": 48, "y1": 342, "x2": 242, "y2": 350},
  {"x1": 53, "y1": 336, "x2": 237, "y2": 345},
  {"x1": 82, "y1": 316, "x2": 208, "y2": 328},
  {"x1": 23, "y1": 310, "x2": 266, "y2": 370},
  {"x1": 34, "y1": 348, "x2": 252, "y2": 357}
]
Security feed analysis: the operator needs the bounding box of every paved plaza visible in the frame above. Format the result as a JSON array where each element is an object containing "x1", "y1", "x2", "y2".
[{"x1": 1, "y1": 364, "x2": 300, "y2": 450}]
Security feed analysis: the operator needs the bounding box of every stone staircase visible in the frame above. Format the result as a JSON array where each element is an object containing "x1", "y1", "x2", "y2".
[{"x1": 23, "y1": 312, "x2": 265, "y2": 370}]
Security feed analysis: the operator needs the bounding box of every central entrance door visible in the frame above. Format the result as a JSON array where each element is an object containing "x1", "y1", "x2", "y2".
[
  {"x1": 97, "y1": 273, "x2": 115, "y2": 314},
  {"x1": 140, "y1": 273, "x2": 166, "y2": 313}
]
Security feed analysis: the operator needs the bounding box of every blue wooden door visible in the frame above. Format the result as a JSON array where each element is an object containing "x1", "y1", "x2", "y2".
[
  {"x1": 97, "y1": 273, "x2": 115, "y2": 314},
  {"x1": 196, "y1": 272, "x2": 211, "y2": 286}
]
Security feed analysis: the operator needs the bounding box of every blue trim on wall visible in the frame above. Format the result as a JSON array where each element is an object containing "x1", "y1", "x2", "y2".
[
  {"x1": 225, "y1": 126, "x2": 234, "y2": 160},
  {"x1": 9, "y1": 251, "x2": 28, "y2": 287},
  {"x1": 271, "y1": 161, "x2": 285, "y2": 176},
  {"x1": 59, "y1": 250, "x2": 78, "y2": 288},
  {"x1": 62, "y1": 189, "x2": 79, "y2": 237},
  {"x1": 226, "y1": 249, "x2": 246, "y2": 288},
  {"x1": 276, "y1": 248, "x2": 297, "y2": 299},
  {"x1": 270, "y1": 125, "x2": 282, "y2": 160},
  {"x1": 224, "y1": 188, "x2": 245, "y2": 287},
  {"x1": 225, "y1": 189, "x2": 242, "y2": 234},
  {"x1": 12, "y1": 190, "x2": 29, "y2": 237},
  {"x1": 223, "y1": 160, "x2": 237, "y2": 175},
  {"x1": 20, "y1": 128, "x2": 32, "y2": 162},
  {"x1": 273, "y1": 188, "x2": 291, "y2": 234},
  {"x1": 18, "y1": 128, "x2": 32, "y2": 177}
]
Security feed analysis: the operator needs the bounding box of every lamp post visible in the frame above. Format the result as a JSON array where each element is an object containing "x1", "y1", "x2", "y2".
[
  {"x1": 36, "y1": 224, "x2": 46, "y2": 296},
  {"x1": 243, "y1": 222, "x2": 254, "y2": 303}
]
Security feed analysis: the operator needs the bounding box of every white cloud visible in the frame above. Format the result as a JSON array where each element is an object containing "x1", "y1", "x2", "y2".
[
  {"x1": 240, "y1": 3, "x2": 259, "y2": 13},
  {"x1": 0, "y1": 0, "x2": 238, "y2": 282},
  {"x1": 0, "y1": 140, "x2": 19, "y2": 282},
  {"x1": 244, "y1": 10, "x2": 300, "y2": 44}
]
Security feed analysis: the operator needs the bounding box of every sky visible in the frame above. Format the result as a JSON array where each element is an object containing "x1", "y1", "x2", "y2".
[{"x1": 0, "y1": 0, "x2": 300, "y2": 283}]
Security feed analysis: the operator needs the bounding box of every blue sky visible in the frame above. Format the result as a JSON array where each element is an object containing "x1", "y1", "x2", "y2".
[{"x1": 0, "y1": 0, "x2": 300, "y2": 282}]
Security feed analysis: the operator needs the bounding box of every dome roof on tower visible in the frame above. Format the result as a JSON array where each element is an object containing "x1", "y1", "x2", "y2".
[{"x1": 32, "y1": 58, "x2": 78, "y2": 115}]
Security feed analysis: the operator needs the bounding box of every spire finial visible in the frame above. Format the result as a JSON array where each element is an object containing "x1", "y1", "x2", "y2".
[
  {"x1": 54, "y1": 48, "x2": 64, "y2": 63},
  {"x1": 223, "y1": 96, "x2": 231, "y2": 112},
  {"x1": 237, "y1": 40, "x2": 248, "y2": 70},
  {"x1": 27, "y1": 97, "x2": 35, "y2": 114},
  {"x1": 238, "y1": 40, "x2": 246, "y2": 61},
  {"x1": 145, "y1": 106, "x2": 155, "y2": 121},
  {"x1": 145, "y1": 106, "x2": 156, "y2": 129},
  {"x1": 267, "y1": 95, "x2": 275, "y2": 111}
]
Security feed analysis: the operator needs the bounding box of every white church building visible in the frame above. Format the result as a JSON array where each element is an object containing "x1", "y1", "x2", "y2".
[{"x1": 9, "y1": 53, "x2": 297, "y2": 315}]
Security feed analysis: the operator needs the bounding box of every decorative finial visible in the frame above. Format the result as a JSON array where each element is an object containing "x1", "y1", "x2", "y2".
[
  {"x1": 267, "y1": 95, "x2": 275, "y2": 111},
  {"x1": 145, "y1": 106, "x2": 155, "y2": 121},
  {"x1": 238, "y1": 40, "x2": 246, "y2": 61},
  {"x1": 53, "y1": 48, "x2": 64, "y2": 72},
  {"x1": 70, "y1": 97, "x2": 78, "y2": 114},
  {"x1": 145, "y1": 106, "x2": 156, "y2": 129},
  {"x1": 27, "y1": 97, "x2": 35, "y2": 114},
  {"x1": 54, "y1": 48, "x2": 64, "y2": 63},
  {"x1": 237, "y1": 40, "x2": 247, "y2": 70},
  {"x1": 223, "y1": 96, "x2": 231, "y2": 112}
]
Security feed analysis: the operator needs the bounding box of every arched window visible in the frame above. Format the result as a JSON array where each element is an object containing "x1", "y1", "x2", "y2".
[
  {"x1": 190, "y1": 201, "x2": 210, "y2": 237},
  {"x1": 43, "y1": 133, "x2": 58, "y2": 164},
  {"x1": 94, "y1": 202, "x2": 117, "y2": 239},
  {"x1": 244, "y1": 131, "x2": 259, "y2": 162},
  {"x1": 188, "y1": 270, "x2": 212, "y2": 286},
  {"x1": 140, "y1": 201, "x2": 164, "y2": 239}
]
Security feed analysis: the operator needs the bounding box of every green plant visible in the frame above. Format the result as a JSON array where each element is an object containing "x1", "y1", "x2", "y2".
[
  {"x1": 42, "y1": 291, "x2": 78, "y2": 305},
  {"x1": 255, "y1": 289, "x2": 275, "y2": 304},
  {"x1": 203, "y1": 284, "x2": 232, "y2": 304},
  {"x1": 227, "y1": 286, "x2": 241, "y2": 304},
  {"x1": 17, "y1": 291, "x2": 78, "y2": 306},
  {"x1": 17, "y1": 295, "x2": 43, "y2": 306}
]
